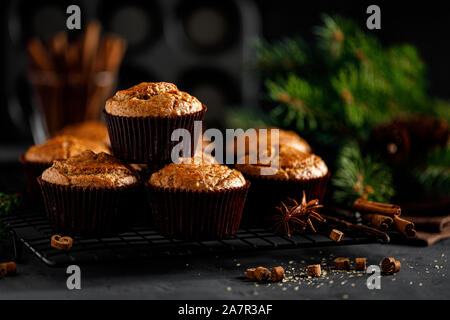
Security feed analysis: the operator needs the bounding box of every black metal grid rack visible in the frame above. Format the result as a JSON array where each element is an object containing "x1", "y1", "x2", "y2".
[{"x1": 2, "y1": 211, "x2": 375, "y2": 267}]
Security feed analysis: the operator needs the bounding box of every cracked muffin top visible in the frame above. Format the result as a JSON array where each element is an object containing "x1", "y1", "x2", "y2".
[
  {"x1": 24, "y1": 135, "x2": 110, "y2": 163},
  {"x1": 105, "y1": 82, "x2": 204, "y2": 117},
  {"x1": 57, "y1": 121, "x2": 110, "y2": 147},
  {"x1": 149, "y1": 162, "x2": 246, "y2": 192},
  {"x1": 235, "y1": 144, "x2": 328, "y2": 181},
  {"x1": 41, "y1": 151, "x2": 139, "y2": 188}
]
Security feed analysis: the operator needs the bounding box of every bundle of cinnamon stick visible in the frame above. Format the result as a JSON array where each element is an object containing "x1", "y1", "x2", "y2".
[
  {"x1": 354, "y1": 198, "x2": 416, "y2": 239},
  {"x1": 26, "y1": 21, "x2": 127, "y2": 137}
]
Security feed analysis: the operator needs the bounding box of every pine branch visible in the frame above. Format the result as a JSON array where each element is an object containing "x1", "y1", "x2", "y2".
[
  {"x1": 314, "y1": 14, "x2": 355, "y2": 60},
  {"x1": 266, "y1": 74, "x2": 327, "y2": 131},
  {"x1": 249, "y1": 13, "x2": 448, "y2": 203},
  {"x1": 225, "y1": 108, "x2": 271, "y2": 130},
  {"x1": 432, "y1": 99, "x2": 450, "y2": 123},
  {"x1": 412, "y1": 146, "x2": 450, "y2": 195},
  {"x1": 0, "y1": 192, "x2": 21, "y2": 241},
  {"x1": 253, "y1": 37, "x2": 310, "y2": 74},
  {"x1": 332, "y1": 143, "x2": 395, "y2": 208}
]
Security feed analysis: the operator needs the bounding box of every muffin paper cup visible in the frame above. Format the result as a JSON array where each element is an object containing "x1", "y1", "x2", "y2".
[
  {"x1": 240, "y1": 173, "x2": 330, "y2": 226},
  {"x1": 38, "y1": 177, "x2": 140, "y2": 236},
  {"x1": 104, "y1": 106, "x2": 207, "y2": 164},
  {"x1": 19, "y1": 155, "x2": 52, "y2": 209},
  {"x1": 146, "y1": 181, "x2": 250, "y2": 240}
]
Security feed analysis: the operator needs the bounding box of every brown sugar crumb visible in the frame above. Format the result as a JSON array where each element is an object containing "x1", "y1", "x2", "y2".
[
  {"x1": 334, "y1": 257, "x2": 351, "y2": 270},
  {"x1": 254, "y1": 267, "x2": 270, "y2": 282},
  {"x1": 381, "y1": 257, "x2": 401, "y2": 275},
  {"x1": 246, "y1": 268, "x2": 256, "y2": 279},
  {"x1": 355, "y1": 258, "x2": 367, "y2": 271},
  {"x1": 307, "y1": 264, "x2": 322, "y2": 277},
  {"x1": 0, "y1": 262, "x2": 16, "y2": 276},
  {"x1": 51, "y1": 235, "x2": 73, "y2": 251},
  {"x1": 0, "y1": 264, "x2": 7, "y2": 276},
  {"x1": 271, "y1": 266, "x2": 285, "y2": 282},
  {"x1": 5, "y1": 262, "x2": 16, "y2": 275},
  {"x1": 329, "y1": 229, "x2": 344, "y2": 242}
]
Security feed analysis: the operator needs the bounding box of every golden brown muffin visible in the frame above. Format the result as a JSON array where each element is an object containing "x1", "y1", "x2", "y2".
[
  {"x1": 41, "y1": 151, "x2": 138, "y2": 188},
  {"x1": 275, "y1": 128, "x2": 311, "y2": 153},
  {"x1": 105, "y1": 82, "x2": 204, "y2": 117},
  {"x1": 176, "y1": 152, "x2": 218, "y2": 165},
  {"x1": 149, "y1": 163, "x2": 246, "y2": 192},
  {"x1": 227, "y1": 127, "x2": 311, "y2": 159},
  {"x1": 24, "y1": 135, "x2": 110, "y2": 163},
  {"x1": 235, "y1": 144, "x2": 328, "y2": 181},
  {"x1": 57, "y1": 121, "x2": 111, "y2": 147}
]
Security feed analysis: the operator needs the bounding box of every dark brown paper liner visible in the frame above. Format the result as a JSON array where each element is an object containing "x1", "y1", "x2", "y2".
[
  {"x1": 240, "y1": 172, "x2": 330, "y2": 225},
  {"x1": 38, "y1": 177, "x2": 140, "y2": 236},
  {"x1": 104, "y1": 105, "x2": 206, "y2": 164},
  {"x1": 146, "y1": 181, "x2": 250, "y2": 240},
  {"x1": 128, "y1": 164, "x2": 167, "y2": 224},
  {"x1": 19, "y1": 155, "x2": 52, "y2": 208}
]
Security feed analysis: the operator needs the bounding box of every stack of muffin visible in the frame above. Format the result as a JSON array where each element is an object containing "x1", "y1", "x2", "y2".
[
  {"x1": 20, "y1": 122, "x2": 111, "y2": 206},
  {"x1": 24, "y1": 81, "x2": 328, "y2": 240}
]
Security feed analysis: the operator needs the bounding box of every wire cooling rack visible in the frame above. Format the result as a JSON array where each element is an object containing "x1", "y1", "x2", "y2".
[{"x1": 2, "y1": 210, "x2": 375, "y2": 267}]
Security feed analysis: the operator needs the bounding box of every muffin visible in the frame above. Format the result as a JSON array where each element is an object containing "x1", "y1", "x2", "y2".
[
  {"x1": 20, "y1": 135, "x2": 110, "y2": 206},
  {"x1": 104, "y1": 82, "x2": 207, "y2": 163},
  {"x1": 57, "y1": 121, "x2": 111, "y2": 147},
  {"x1": 147, "y1": 162, "x2": 250, "y2": 240},
  {"x1": 38, "y1": 151, "x2": 140, "y2": 235},
  {"x1": 226, "y1": 127, "x2": 311, "y2": 164},
  {"x1": 235, "y1": 144, "x2": 329, "y2": 224},
  {"x1": 274, "y1": 128, "x2": 311, "y2": 153}
]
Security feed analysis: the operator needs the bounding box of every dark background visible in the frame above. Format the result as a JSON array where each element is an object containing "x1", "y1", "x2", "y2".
[{"x1": 1, "y1": 0, "x2": 449, "y2": 145}]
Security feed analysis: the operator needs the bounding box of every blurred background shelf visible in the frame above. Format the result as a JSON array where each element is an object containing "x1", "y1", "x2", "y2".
[{"x1": 2, "y1": 0, "x2": 450, "y2": 147}]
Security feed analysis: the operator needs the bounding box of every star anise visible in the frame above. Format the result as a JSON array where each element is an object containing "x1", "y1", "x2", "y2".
[{"x1": 269, "y1": 191, "x2": 326, "y2": 237}]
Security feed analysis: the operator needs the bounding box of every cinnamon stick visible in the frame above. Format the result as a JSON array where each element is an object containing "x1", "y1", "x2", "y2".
[
  {"x1": 82, "y1": 21, "x2": 101, "y2": 74},
  {"x1": 362, "y1": 213, "x2": 393, "y2": 231},
  {"x1": 323, "y1": 214, "x2": 390, "y2": 244},
  {"x1": 27, "y1": 38, "x2": 54, "y2": 71},
  {"x1": 353, "y1": 198, "x2": 401, "y2": 217},
  {"x1": 27, "y1": 20, "x2": 126, "y2": 134},
  {"x1": 393, "y1": 216, "x2": 416, "y2": 238}
]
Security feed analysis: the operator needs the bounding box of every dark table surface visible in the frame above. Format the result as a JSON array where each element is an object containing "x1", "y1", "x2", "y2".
[{"x1": 0, "y1": 152, "x2": 449, "y2": 300}]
